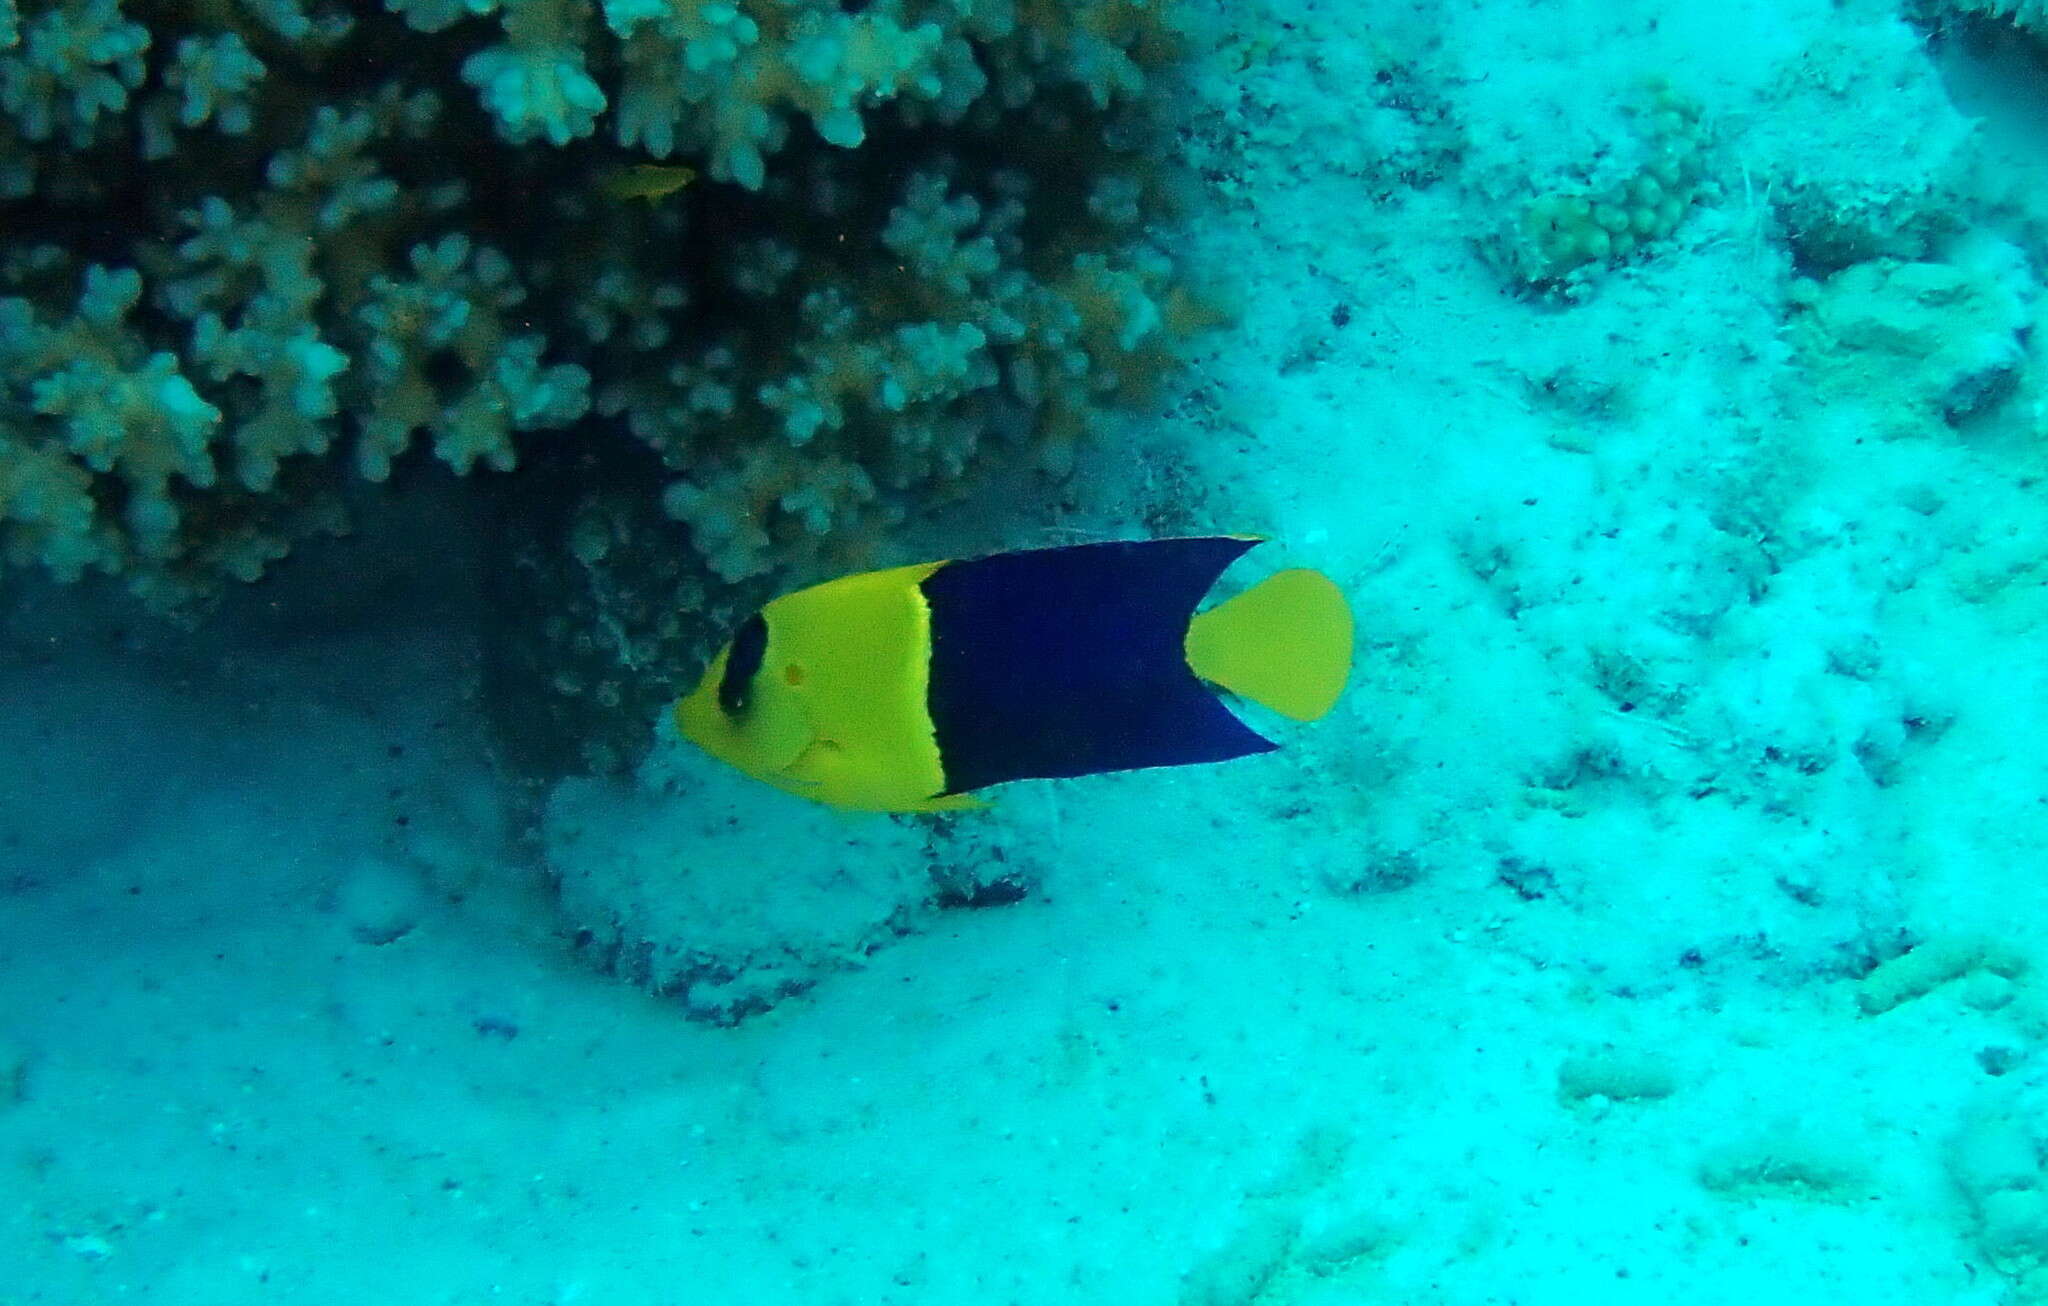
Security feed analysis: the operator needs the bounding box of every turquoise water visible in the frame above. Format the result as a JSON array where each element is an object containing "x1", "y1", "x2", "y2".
[{"x1": 7, "y1": 0, "x2": 2048, "y2": 1302}]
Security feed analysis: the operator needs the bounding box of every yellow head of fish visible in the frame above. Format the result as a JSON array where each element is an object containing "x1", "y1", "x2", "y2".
[
  {"x1": 674, "y1": 612, "x2": 815, "y2": 782},
  {"x1": 674, "y1": 560, "x2": 968, "y2": 812}
]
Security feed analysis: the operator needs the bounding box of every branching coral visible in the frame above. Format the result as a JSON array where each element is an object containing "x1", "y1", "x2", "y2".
[
  {"x1": 0, "y1": 0, "x2": 147, "y2": 147},
  {"x1": 1, "y1": 0, "x2": 1202, "y2": 619},
  {"x1": 0, "y1": 264, "x2": 218, "y2": 576}
]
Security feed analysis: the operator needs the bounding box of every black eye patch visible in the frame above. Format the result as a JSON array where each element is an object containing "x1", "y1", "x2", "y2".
[{"x1": 718, "y1": 613, "x2": 768, "y2": 715}]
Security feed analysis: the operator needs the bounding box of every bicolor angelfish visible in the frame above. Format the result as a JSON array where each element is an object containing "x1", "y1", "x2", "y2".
[{"x1": 674, "y1": 536, "x2": 1353, "y2": 812}]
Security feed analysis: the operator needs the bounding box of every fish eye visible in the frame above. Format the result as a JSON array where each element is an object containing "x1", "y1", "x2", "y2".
[{"x1": 718, "y1": 613, "x2": 768, "y2": 715}]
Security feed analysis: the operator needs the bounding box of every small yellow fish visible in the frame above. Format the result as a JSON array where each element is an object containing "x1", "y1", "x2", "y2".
[
  {"x1": 604, "y1": 163, "x2": 697, "y2": 203},
  {"x1": 674, "y1": 536, "x2": 1353, "y2": 812}
]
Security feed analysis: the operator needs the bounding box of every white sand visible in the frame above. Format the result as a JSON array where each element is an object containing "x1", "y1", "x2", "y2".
[{"x1": 6, "y1": 1, "x2": 2048, "y2": 1302}]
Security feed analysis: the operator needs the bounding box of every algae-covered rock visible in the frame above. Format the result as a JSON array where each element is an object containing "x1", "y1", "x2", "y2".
[
  {"x1": 1949, "y1": 1089, "x2": 2048, "y2": 1299},
  {"x1": 542, "y1": 723, "x2": 1038, "y2": 1021},
  {"x1": 1790, "y1": 251, "x2": 2034, "y2": 434},
  {"x1": 1746, "y1": 20, "x2": 1976, "y2": 271}
]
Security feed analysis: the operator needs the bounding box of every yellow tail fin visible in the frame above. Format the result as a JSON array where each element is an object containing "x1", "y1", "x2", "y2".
[{"x1": 1184, "y1": 568, "x2": 1352, "y2": 722}]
